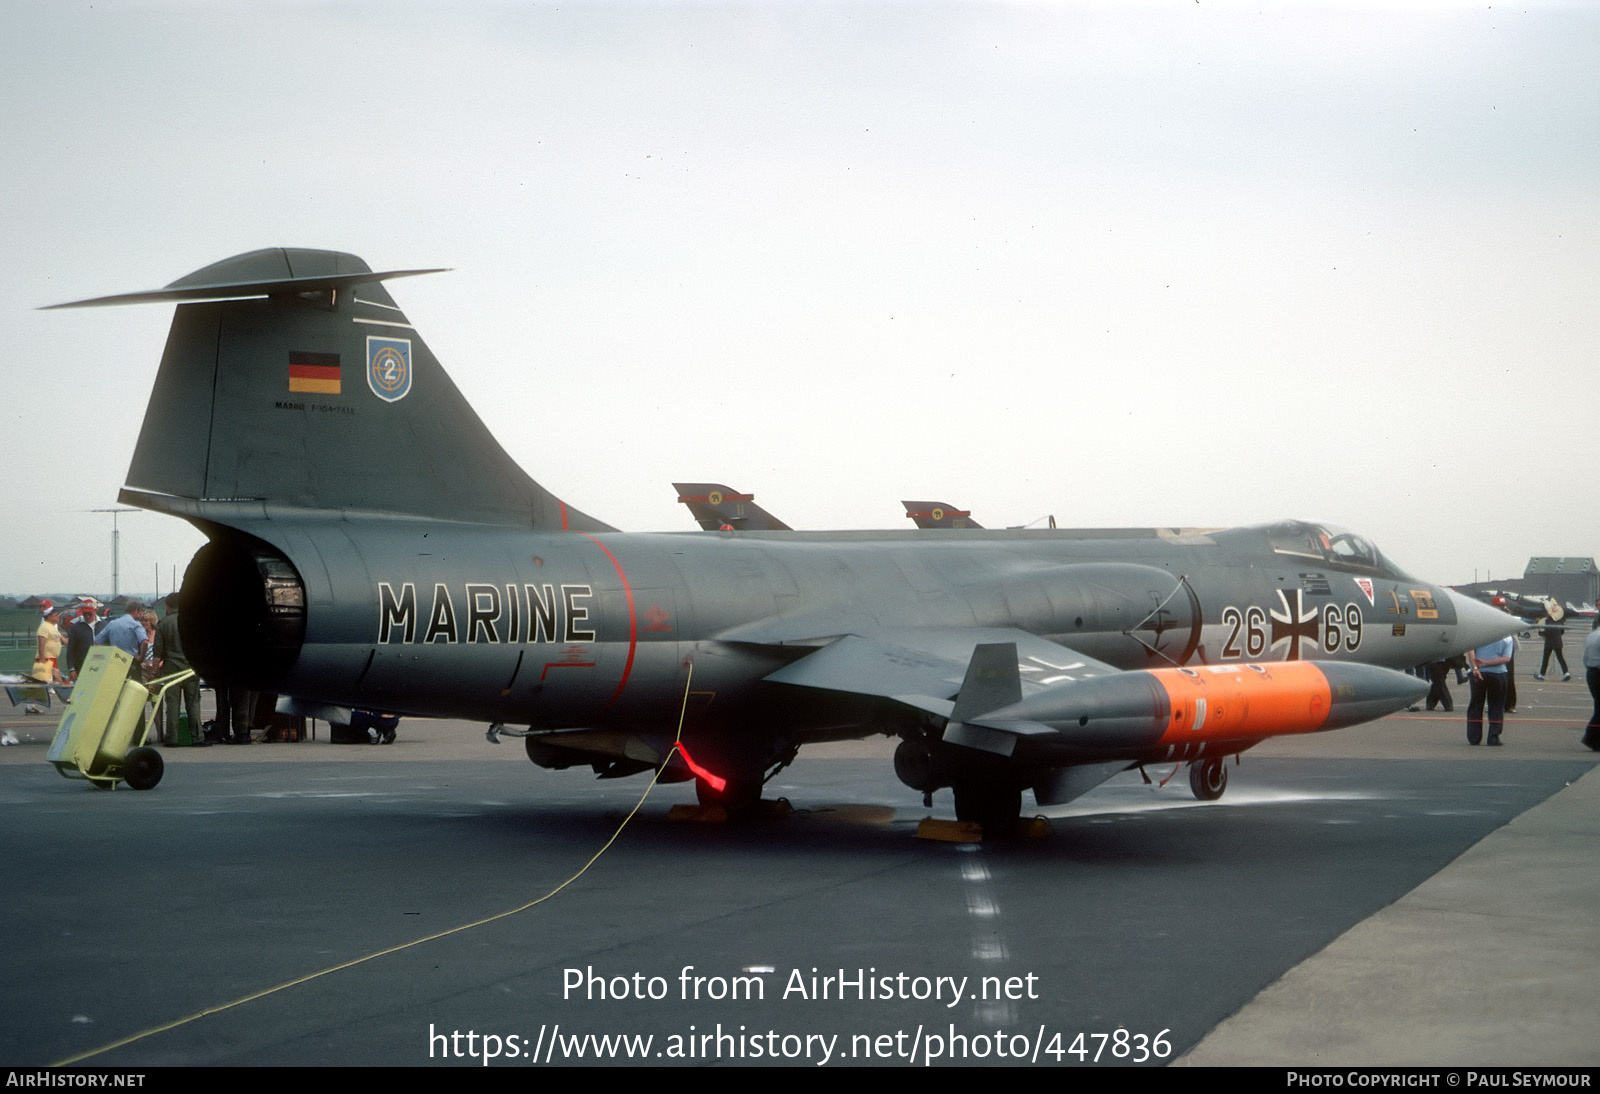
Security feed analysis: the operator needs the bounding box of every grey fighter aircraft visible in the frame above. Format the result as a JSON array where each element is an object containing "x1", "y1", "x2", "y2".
[
  {"x1": 1470, "y1": 589, "x2": 1560, "y2": 627},
  {"x1": 53, "y1": 248, "x2": 1519, "y2": 835}
]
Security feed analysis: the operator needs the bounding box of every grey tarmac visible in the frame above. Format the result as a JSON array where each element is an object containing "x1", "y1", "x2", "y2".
[{"x1": 1, "y1": 666, "x2": 1596, "y2": 1067}]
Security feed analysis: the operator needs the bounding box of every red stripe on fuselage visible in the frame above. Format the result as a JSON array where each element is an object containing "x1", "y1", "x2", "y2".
[
  {"x1": 580, "y1": 534, "x2": 636, "y2": 709},
  {"x1": 539, "y1": 661, "x2": 596, "y2": 681}
]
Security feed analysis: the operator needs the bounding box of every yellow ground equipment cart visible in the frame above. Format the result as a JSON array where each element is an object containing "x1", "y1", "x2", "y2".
[{"x1": 46, "y1": 647, "x2": 195, "y2": 790}]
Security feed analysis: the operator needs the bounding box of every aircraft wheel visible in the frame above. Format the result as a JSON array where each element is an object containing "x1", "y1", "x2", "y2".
[
  {"x1": 123, "y1": 746, "x2": 165, "y2": 791},
  {"x1": 893, "y1": 737, "x2": 941, "y2": 792},
  {"x1": 1189, "y1": 757, "x2": 1227, "y2": 801},
  {"x1": 696, "y1": 772, "x2": 762, "y2": 817},
  {"x1": 953, "y1": 782, "x2": 1021, "y2": 839}
]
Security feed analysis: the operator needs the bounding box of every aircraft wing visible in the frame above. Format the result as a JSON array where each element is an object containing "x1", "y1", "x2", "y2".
[
  {"x1": 760, "y1": 622, "x2": 1425, "y2": 775},
  {"x1": 762, "y1": 626, "x2": 1119, "y2": 718},
  {"x1": 763, "y1": 630, "x2": 1135, "y2": 802}
]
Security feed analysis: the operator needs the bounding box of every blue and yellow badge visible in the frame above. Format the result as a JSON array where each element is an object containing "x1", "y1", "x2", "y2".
[{"x1": 366, "y1": 337, "x2": 412, "y2": 403}]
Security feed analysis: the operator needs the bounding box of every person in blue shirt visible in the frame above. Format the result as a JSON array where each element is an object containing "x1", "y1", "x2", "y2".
[
  {"x1": 1582, "y1": 627, "x2": 1600, "y2": 752},
  {"x1": 94, "y1": 600, "x2": 149, "y2": 676},
  {"x1": 1467, "y1": 635, "x2": 1515, "y2": 746}
]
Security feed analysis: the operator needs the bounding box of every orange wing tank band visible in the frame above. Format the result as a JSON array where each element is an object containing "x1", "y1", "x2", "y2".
[{"x1": 1149, "y1": 661, "x2": 1333, "y2": 746}]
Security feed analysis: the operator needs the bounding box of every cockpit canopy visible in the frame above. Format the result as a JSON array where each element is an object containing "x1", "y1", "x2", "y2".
[{"x1": 1258, "y1": 520, "x2": 1415, "y2": 580}]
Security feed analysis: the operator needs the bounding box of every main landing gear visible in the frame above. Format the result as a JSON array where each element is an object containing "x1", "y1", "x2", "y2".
[
  {"x1": 952, "y1": 781, "x2": 1023, "y2": 839},
  {"x1": 694, "y1": 771, "x2": 764, "y2": 816},
  {"x1": 691, "y1": 745, "x2": 798, "y2": 819},
  {"x1": 896, "y1": 734, "x2": 1027, "y2": 839}
]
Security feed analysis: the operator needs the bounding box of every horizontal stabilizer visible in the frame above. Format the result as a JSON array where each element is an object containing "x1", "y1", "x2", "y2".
[
  {"x1": 764, "y1": 635, "x2": 965, "y2": 700},
  {"x1": 45, "y1": 247, "x2": 446, "y2": 309},
  {"x1": 761, "y1": 628, "x2": 1116, "y2": 710}
]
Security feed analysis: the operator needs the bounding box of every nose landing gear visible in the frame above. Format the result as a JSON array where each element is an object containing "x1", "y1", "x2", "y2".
[{"x1": 1189, "y1": 756, "x2": 1228, "y2": 801}]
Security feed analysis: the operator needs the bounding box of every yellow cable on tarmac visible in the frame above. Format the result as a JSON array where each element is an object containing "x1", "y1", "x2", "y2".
[{"x1": 55, "y1": 664, "x2": 697, "y2": 1066}]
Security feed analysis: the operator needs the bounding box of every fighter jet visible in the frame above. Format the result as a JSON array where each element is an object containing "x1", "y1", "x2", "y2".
[
  {"x1": 53, "y1": 249, "x2": 1519, "y2": 835},
  {"x1": 1566, "y1": 601, "x2": 1599, "y2": 626},
  {"x1": 1456, "y1": 588, "x2": 1564, "y2": 630},
  {"x1": 673, "y1": 483, "x2": 791, "y2": 532}
]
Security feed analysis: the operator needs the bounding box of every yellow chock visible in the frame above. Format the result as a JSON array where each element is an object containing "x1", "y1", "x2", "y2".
[
  {"x1": 915, "y1": 815, "x2": 1051, "y2": 842},
  {"x1": 916, "y1": 817, "x2": 984, "y2": 843},
  {"x1": 1018, "y1": 815, "x2": 1051, "y2": 839}
]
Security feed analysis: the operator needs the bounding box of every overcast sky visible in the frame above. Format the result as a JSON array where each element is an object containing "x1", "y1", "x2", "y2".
[{"x1": 4, "y1": 0, "x2": 1597, "y2": 596}]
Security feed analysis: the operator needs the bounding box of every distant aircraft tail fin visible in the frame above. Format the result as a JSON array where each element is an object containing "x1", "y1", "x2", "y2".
[
  {"x1": 673, "y1": 482, "x2": 791, "y2": 531},
  {"x1": 901, "y1": 501, "x2": 982, "y2": 530},
  {"x1": 53, "y1": 248, "x2": 612, "y2": 532}
]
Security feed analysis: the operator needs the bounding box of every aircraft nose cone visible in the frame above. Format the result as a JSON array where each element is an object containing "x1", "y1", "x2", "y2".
[
  {"x1": 1318, "y1": 661, "x2": 1429, "y2": 729},
  {"x1": 1445, "y1": 589, "x2": 1522, "y2": 653}
]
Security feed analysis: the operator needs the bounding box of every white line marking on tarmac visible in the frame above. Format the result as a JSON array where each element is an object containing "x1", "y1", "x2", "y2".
[{"x1": 955, "y1": 844, "x2": 1016, "y2": 1023}]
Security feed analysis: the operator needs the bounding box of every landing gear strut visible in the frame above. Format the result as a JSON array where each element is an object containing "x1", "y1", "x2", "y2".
[
  {"x1": 691, "y1": 744, "x2": 796, "y2": 818},
  {"x1": 1189, "y1": 756, "x2": 1228, "y2": 801},
  {"x1": 952, "y1": 781, "x2": 1022, "y2": 839},
  {"x1": 695, "y1": 772, "x2": 763, "y2": 816}
]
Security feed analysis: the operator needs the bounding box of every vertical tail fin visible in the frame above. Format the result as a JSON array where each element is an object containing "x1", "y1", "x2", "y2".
[
  {"x1": 672, "y1": 482, "x2": 792, "y2": 531},
  {"x1": 901, "y1": 501, "x2": 982, "y2": 529},
  {"x1": 53, "y1": 248, "x2": 611, "y2": 532}
]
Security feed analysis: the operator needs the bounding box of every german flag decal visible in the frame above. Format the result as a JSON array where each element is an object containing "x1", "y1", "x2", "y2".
[{"x1": 288, "y1": 351, "x2": 341, "y2": 394}]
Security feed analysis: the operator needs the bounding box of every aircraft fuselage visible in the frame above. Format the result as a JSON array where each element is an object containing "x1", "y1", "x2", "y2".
[{"x1": 189, "y1": 518, "x2": 1488, "y2": 745}]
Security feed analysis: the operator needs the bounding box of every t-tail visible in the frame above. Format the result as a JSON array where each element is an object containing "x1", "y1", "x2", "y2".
[
  {"x1": 52, "y1": 247, "x2": 611, "y2": 534},
  {"x1": 51, "y1": 248, "x2": 611, "y2": 691}
]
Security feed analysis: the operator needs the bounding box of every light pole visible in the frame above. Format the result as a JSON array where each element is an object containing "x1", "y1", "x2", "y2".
[{"x1": 90, "y1": 508, "x2": 138, "y2": 599}]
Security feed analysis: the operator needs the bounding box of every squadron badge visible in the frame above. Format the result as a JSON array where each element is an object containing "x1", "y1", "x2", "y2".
[{"x1": 366, "y1": 336, "x2": 412, "y2": 403}]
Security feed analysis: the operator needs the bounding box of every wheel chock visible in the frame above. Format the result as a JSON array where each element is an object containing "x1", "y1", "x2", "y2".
[{"x1": 916, "y1": 817, "x2": 984, "y2": 843}]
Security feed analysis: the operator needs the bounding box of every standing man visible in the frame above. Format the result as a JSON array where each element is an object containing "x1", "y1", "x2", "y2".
[
  {"x1": 95, "y1": 600, "x2": 149, "y2": 672},
  {"x1": 1467, "y1": 634, "x2": 1515, "y2": 747},
  {"x1": 1535, "y1": 616, "x2": 1571, "y2": 681},
  {"x1": 66, "y1": 600, "x2": 98, "y2": 680},
  {"x1": 214, "y1": 681, "x2": 255, "y2": 745},
  {"x1": 154, "y1": 592, "x2": 204, "y2": 747},
  {"x1": 1504, "y1": 638, "x2": 1518, "y2": 714},
  {"x1": 1425, "y1": 660, "x2": 1455, "y2": 712},
  {"x1": 1583, "y1": 624, "x2": 1600, "y2": 752}
]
